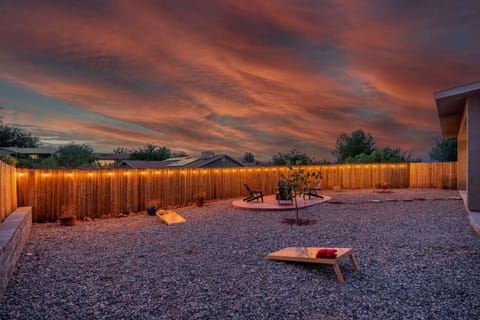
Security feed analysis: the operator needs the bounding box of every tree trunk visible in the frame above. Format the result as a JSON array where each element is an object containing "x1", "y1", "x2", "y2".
[{"x1": 293, "y1": 191, "x2": 299, "y2": 222}]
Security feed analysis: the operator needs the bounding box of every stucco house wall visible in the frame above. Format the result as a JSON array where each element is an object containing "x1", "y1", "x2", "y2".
[
  {"x1": 457, "y1": 108, "x2": 467, "y2": 190},
  {"x1": 466, "y1": 95, "x2": 480, "y2": 211},
  {"x1": 435, "y1": 81, "x2": 480, "y2": 212}
]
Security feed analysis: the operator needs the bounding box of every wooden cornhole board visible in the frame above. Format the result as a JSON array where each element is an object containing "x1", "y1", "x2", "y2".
[
  {"x1": 266, "y1": 247, "x2": 359, "y2": 283},
  {"x1": 156, "y1": 210, "x2": 186, "y2": 225}
]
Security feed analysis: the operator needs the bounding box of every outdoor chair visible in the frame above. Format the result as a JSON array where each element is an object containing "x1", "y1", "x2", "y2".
[
  {"x1": 243, "y1": 184, "x2": 264, "y2": 202},
  {"x1": 303, "y1": 180, "x2": 323, "y2": 199}
]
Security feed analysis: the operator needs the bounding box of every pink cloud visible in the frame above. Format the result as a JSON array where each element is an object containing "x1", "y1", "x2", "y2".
[{"x1": 1, "y1": 0, "x2": 478, "y2": 160}]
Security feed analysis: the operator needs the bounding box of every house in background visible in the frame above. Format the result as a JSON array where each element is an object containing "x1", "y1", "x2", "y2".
[
  {"x1": 120, "y1": 159, "x2": 176, "y2": 169},
  {"x1": 121, "y1": 151, "x2": 244, "y2": 169},
  {"x1": 0, "y1": 147, "x2": 130, "y2": 167},
  {"x1": 94, "y1": 153, "x2": 130, "y2": 167},
  {"x1": 0, "y1": 147, "x2": 56, "y2": 160},
  {"x1": 434, "y1": 80, "x2": 480, "y2": 235}
]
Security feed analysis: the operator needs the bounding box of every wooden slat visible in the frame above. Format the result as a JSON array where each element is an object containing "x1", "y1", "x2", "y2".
[
  {"x1": 12, "y1": 162, "x2": 458, "y2": 222},
  {"x1": 409, "y1": 162, "x2": 457, "y2": 188},
  {"x1": 0, "y1": 160, "x2": 17, "y2": 222}
]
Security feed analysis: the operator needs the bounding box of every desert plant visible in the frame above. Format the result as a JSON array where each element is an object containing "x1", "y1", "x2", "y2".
[
  {"x1": 123, "y1": 203, "x2": 133, "y2": 215},
  {"x1": 440, "y1": 176, "x2": 450, "y2": 189},
  {"x1": 146, "y1": 199, "x2": 160, "y2": 216},
  {"x1": 280, "y1": 167, "x2": 322, "y2": 224},
  {"x1": 375, "y1": 181, "x2": 389, "y2": 190},
  {"x1": 193, "y1": 190, "x2": 206, "y2": 207},
  {"x1": 0, "y1": 155, "x2": 16, "y2": 166},
  {"x1": 60, "y1": 204, "x2": 75, "y2": 217},
  {"x1": 59, "y1": 204, "x2": 77, "y2": 226}
]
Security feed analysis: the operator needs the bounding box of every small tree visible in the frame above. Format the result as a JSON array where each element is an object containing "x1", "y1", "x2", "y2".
[
  {"x1": 113, "y1": 147, "x2": 129, "y2": 154},
  {"x1": 0, "y1": 155, "x2": 16, "y2": 166},
  {"x1": 280, "y1": 166, "x2": 322, "y2": 224},
  {"x1": 272, "y1": 149, "x2": 313, "y2": 166},
  {"x1": 429, "y1": 137, "x2": 457, "y2": 162},
  {"x1": 241, "y1": 152, "x2": 255, "y2": 163},
  {"x1": 55, "y1": 143, "x2": 95, "y2": 168},
  {"x1": 14, "y1": 156, "x2": 60, "y2": 169},
  {"x1": 333, "y1": 129, "x2": 375, "y2": 163},
  {"x1": 0, "y1": 125, "x2": 40, "y2": 148},
  {"x1": 344, "y1": 147, "x2": 413, "y2": 163},
  {"x1": 129, "y1": 144, "x2": 171, "y2": 161},
  {"x1": 15, "y1": 158, "x2": 37, "y2": 168},
  {"x1": 39, "y1": 157, "x2": 59, "y2": 168}
]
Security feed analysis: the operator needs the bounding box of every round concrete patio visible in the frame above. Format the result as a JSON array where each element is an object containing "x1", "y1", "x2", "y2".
[{"x1": 232, "y1": 194, "x2": 331, "y2": 210}]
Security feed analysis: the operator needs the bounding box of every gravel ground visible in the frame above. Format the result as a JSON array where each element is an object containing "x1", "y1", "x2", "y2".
[{"x1": 1, "y1": 189, "x2": 479, "y2": 319}]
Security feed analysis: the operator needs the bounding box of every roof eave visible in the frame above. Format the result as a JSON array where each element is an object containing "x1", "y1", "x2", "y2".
[{"x1": 434, "y1": 81, "x2": 480, "y2": 138}]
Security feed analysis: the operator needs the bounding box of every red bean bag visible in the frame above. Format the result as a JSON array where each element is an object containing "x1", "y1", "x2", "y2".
[{"x1": 316, "y1": 248, "x2": 337, "y2": 258}]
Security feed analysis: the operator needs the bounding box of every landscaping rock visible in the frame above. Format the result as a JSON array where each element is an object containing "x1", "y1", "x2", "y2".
[{"x1": 0, "y1": 189, "x2": 479, "y2": 319}]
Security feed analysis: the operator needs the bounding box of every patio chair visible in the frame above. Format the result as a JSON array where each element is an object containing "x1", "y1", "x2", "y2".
[
  {"x1": 303, "y1": 180, "x2": 323, "y2": 199},
  {"x1": 243, "y1": 184, "x2": 264, "y2": 202}
]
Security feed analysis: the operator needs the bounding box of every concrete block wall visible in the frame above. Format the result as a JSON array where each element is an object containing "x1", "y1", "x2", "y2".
[{"x1": 0, "y1": 207, "x2": 32, "y2": 296}]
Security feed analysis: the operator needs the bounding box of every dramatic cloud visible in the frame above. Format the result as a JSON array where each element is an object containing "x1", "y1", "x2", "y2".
[{"x1": 1, "y1": 0, "x2": 479, "y2": 161}]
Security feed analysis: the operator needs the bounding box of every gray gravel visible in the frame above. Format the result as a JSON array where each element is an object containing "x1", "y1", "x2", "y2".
[{"x1": 1, "y1": 189, "x2": 479, "y2": 319}]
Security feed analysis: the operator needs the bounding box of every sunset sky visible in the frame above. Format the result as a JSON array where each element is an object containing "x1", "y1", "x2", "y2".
[{"x1": 1, "y1": 0, "x2": 479, "y2": 161}]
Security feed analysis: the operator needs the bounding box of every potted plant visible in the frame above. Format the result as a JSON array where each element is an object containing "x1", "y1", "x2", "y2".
[
  {"x1": 123, "y1": 203, "x2": 133, "y2": 215},
  {"x1": 59, "y1": 204, "x2": 77, "y2": 226},
  {"x1": 193, "y1": 190, "x2": 206, "y2": 207},
  {"x1": 146, "y1": 199, "x2": 159, "y2": 216},
  {"x1": 440, "y1": 176, "x2": 449, "y2": 189},
  {"x1": 276, "y1": 178, "x2": 293, "y2": 204}
]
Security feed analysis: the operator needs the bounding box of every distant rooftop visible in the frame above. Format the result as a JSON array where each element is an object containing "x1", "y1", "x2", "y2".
[
  {"x1": 0, "y1": 147, "x2": 56, "y2": 154},
  {"x1": 166, "y1": 157, "x2": 198, "y2": 167},
  {"x1": 120, "y1": 152, "x2": 243, "y2": 169},
  {"x1": 94, "y1": 153, "x2": 129, "y2": 161},
  {"x1": 120, "y1": 160, "x2": 174, "y2": 169}
]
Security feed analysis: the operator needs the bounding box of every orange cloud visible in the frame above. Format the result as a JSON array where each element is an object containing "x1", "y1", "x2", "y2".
[{"x1": 1, "y1": 0, "x2": 478, "y2": 160}]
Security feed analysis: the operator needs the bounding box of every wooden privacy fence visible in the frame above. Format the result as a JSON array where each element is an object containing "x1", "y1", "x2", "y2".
[
  {"x1": 15, "y1": 162, "x2": 457, "y2": 222},
  {"x1": 409, "y1": 162, "x2": 457, "y2": 188},
  {"x1": 0, "y1": 160, "x2": 17, "y2": 222}
]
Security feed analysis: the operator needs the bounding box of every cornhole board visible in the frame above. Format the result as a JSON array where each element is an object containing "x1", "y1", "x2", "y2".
[
  {"x1": 266, "y1": 247, "x2": 359, "y2": 283},
  {"x1": 156, "y1": 210, "x2": 186, "y2": 225}
]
